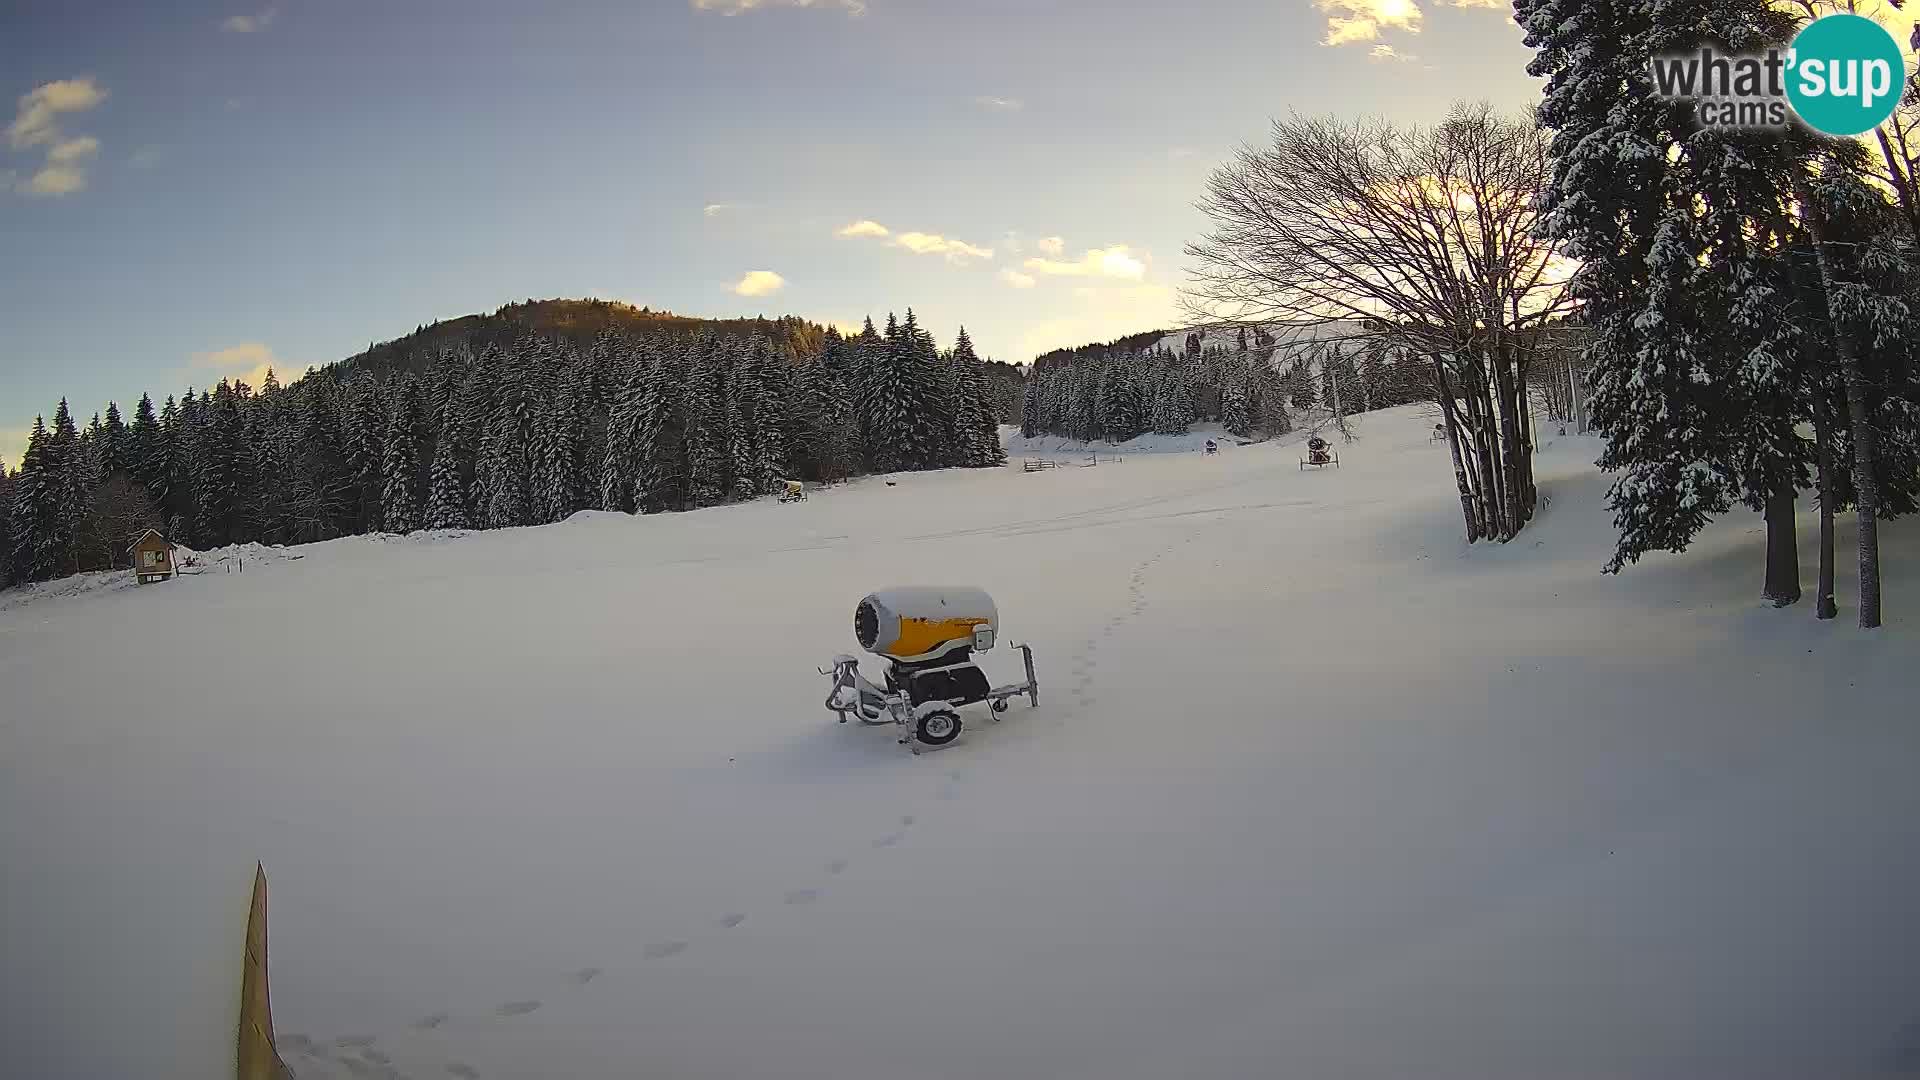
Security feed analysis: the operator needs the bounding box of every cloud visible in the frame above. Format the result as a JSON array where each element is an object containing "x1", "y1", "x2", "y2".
[
  {"x1": 973, "y1": 96, "x2": 1024, "y2": 111},
  {"x1": 220, "y1": 7, "x2": 277, "y2": 32},
  {"x1": 1023, "y1": 244, "x2": 1148, "y2": 281},
  {"x1": 8, "y1": 78, "x2": 108, "y2": 149},
  {"x1": 46, "y1": 135, "x2": 98, "y2": 164},
  {"x1": 1168, "y1": 147, "x2": 1199, "y2": 160},
  {"x1": 129, "y1": 146, "x2": 163, "y2": 169},
  {"x1": 1315, "y1": 0, "x2": 1505, "y2": 47},
  {"x1": 838, "y1": 219, "x2": 993, "y2": 263},
  {"x1": 703, "y1": 202, "x2": 743, "y2": 218},
  {"x1": 731, "y1": 270, "x2": 787, "y2": 297},
  {"x1": 1037, "y1": 236, "x2": 1065, "y2": 257},
  {"x1": 692, "y1": 0, "x2": 867, "y2": 15},
  {"x1": 20, "y1": 165, "x2": 87, "y2": 195},
  {"x1": 1000, "y1": 269, "x2": 1037, "y2": 289},
  {"x1": 1369, "y1": 43, "x2": 1416, "y2": 61},
  {"x1": 894, "y1": 231, "x2": 992, "y2": 261},
  {"x1": 191, "y1": 342, "x2": 286, "y2": 389}
]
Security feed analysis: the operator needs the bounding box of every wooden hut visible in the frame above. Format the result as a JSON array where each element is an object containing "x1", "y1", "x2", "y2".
[{"x1": 129, "y1": 529, "x2": 176, "y2": 584}]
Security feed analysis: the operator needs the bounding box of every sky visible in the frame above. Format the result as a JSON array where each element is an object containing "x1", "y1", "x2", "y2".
[{"x1": 0, "y1": 0, "x2": 1539, "y2": 468}]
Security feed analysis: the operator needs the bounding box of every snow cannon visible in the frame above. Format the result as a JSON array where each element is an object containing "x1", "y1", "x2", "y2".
[
  {"x1": 823, "y1": 587, "x2": 1040, "y2": 753},
  {"x1": 855, "y1": 586, "x2": 998, "y2": 663}
]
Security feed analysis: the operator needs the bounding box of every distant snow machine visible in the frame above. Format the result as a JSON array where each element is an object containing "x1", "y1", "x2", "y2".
[
  {"x1": 778, "y1": 479, "x2": 807, "y2": 503},
  {"x1": 820, "y1": 587, "x2": 1039, "y2": 754},
  {"x1": 1301, "y1": 435, "x2": 1340, "y2": 470},
  {"x1": 1204, "y1": 439, "x2": 1218, "y2": 456}
]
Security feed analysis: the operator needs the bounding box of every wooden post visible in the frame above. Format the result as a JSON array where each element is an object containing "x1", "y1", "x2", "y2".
[{"x1": 238, "y1": 864, "x2": 292, "y2": 1080}]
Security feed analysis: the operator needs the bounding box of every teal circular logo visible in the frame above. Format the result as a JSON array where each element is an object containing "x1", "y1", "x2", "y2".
[{"x1": 1787, "y1": 14, "x2": 1907, "y2": 136}]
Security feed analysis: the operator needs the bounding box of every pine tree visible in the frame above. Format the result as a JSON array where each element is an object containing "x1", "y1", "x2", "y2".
[
  {"x1": 10, "y1": 418, "x2": 66, "y2": 581},
  {"x1": 191, "y1": 380, "x2": 249, "y2": 547},
  {"x1": 426, "y1": 406, "x2": 470, "y2": 531},
  {"x1": 1520, "y1": 0, "x2": 1813, "y2": 594},
  {"x1": 530, "y1": 372, "x2": 580, "y2": 523},
  {"x1": 129, "y1": 393, "x2": 161, "y2": 490},
  {"x1": 947, "y1": 328, "x2": 1005, "y2": 467},
  {"x1": 629, "y1": 342, "x2": 678, "y2": 511},
  {"x1": 382, "y1": 380, "x2": 424, "y2": 534},
  {"x1": 861, "y1": 313, "x2": 927, "y2": 473},
  {"x1": 682, "y1": 335, "x2": 730, "y2": 507},
  {"x1": 1021, "y1": 373, "x2": 1041, "y2": 440},
  {"x1": 341, "y1": 372, "x2": 386, "y2": 532},
  {"x1": 0, "y1": 466, "x2": 13, "y2": 589},
  {"x1": 101, "y1": 402, "x2": 127, "y2": 476},
  {"x1": 47, "y1": 400, "x2": 85, "y2": 574}
]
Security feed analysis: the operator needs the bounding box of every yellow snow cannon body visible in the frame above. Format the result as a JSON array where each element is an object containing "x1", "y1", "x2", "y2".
[
  {"x1": 855, "y1": 586, "x2": 998, "y2": 663},
  {"x1": 823, "y1": 587, "x2": 1040, "y2": 753}
]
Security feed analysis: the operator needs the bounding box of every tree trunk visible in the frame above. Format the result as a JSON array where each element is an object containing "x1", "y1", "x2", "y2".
[
  {"x1": 1466, "y1": 362, "x2": 1509, "y2": 540},
  {"x1": 1492, "y1": 344, "x2": 1525, "y2": 536},
  {"x1": 1804, "y1": 211, "x2": 1885, "y2": 629},
  {"x1": 1812, "y1": 391, "x2": 1838, "y2": 621},
  {"x1": 1433, "y1": 358, "x2": 1483, "y2": 543},
  {"x1": 1459, "y1": 373, "x2": 1496, "y2": 537},
  {"x1": 1762, "y1": 483, "x2": 1801, "y2": 608},
  {"x1": 1841, "y1": 357, "x2": 1883, "y2": 629}
]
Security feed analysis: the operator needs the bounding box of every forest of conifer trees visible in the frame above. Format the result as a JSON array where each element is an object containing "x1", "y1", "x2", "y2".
[
  {"x1": 2, "y1": 308, "x2": 1015, "y2": 587},
  {"x1": 1020, "y1": 325, "x2": 1435, "y2": 444}
]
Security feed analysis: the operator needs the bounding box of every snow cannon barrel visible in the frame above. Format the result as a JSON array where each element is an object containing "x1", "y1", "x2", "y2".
[{"x1": 855, "y1": 587, "x2": 999, "y2": 662}]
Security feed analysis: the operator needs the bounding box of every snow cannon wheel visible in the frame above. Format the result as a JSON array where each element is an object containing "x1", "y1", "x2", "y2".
[
  {"x1": 915, "y1": 706, "x2": 963, "y2": 747},
  {"x1": 991, "y1": 698, "x2": 1009, "y2": 714}
]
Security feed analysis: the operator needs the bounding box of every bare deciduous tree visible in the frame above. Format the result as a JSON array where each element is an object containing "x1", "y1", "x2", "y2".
[{"x1": 1184, "y1": 103, "x2": 1573, "y2": 542}]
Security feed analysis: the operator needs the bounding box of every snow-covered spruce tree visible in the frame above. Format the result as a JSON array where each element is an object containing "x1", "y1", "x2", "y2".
[
  {"x1": 1020, "y1": 371, "x2": 1041, "y2": 440},
  {"x1": 44, "y1": 400, "x2": 88, "y2": 574},
  {"x1": 529, "y1": 370, "x2": 580, "y2": 524},
  {"x1": 425, "y1": 409, "x2": 469, "y2": 531},
  {"x1": 1519, "y1": 0, "x2": 1813, "y2": 598},
  {"x1": 1796, "y1": 140, "x2": 1920, "y2": 628},
  {"x1": 740, "y1": 336, "x2": 791, "y2": 493},
  {"x1": 381, "y1": 379, "x2": 424, "y2": 534},
  {"x1": 946, "y1": 328, "x2": 1003, "y2": 466},
  {"x1": 1220, "y1": 349, "x2": 1252, "y2": 438},
  {"x1": 567, "y1": 345, "x2": 609, "y2": 512},
  {"x1": 476, "y1": 342, "x2": 538, "y2": 529},
  {"x1": 898, "y1": 309, "x2": 947, "y2": 468},
  {"x1": 100, "y1": 402, "x2": 127, "y2": 477},
  {"x1": 862, "y1": 312, "x2": 926, "y2": 473},
  {"x1": 0, "y1": 465, "x2": 14, "y2": 588},
  {"x1": 340, "y1": 372, "x2": 386, "y2": 534},
  {"x1": 680, "y1": 335, "x2": 731, "y2": 508},
  {"x1": 290, "y1": 376, "x2": 353, "y2": 543},
  {"x1": 9, "y1": 418, "x2": 61, "y2": 581},
  {"x1": 800, "y1": 340, "x2": 862, "y2": 484},
  {"x1": 627, "y1": 341, "x2": 679, "y2": 512},
  {"x1": 598, "y1": 335, "x2": 646, "y2": 514},
  {"x1": 128, "y1": 393, "x2": 161, "y2": 492},
  {"x1": 722, "y1": 364, "x2": 755, "y2": 502}
]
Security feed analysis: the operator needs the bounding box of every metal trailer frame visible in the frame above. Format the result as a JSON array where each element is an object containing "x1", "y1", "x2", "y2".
[{"x1": 821, "y1": 644, "x2": 1040, "y2": 754}]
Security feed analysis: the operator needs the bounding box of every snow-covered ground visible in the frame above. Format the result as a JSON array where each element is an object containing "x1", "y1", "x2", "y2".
[
  {"x1": 1002, "y1": 421, "x2": 1245, "y2": 459},
  {"x1": 5, "y1": 406, "x2": 1918, "y2": 1080}
]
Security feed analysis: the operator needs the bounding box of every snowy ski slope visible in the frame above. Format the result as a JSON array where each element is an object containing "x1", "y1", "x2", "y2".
[{"x1": 3, "y1": 406, "x2": 1917, "y2": 1080}]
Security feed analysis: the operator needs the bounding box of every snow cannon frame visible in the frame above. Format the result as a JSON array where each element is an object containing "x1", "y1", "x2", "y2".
[
  {"x1": 1301, "y1": 435, "x2": 1340, "y2": 470},
  {"x1": 821, "y1": 587, "x2": 1040, "y2": 754}
]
